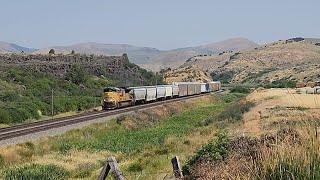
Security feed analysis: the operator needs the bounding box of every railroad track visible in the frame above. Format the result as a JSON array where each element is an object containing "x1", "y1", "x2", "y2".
[{"x1": 0, "y1": 93, "x2": 215, "y2": 141}]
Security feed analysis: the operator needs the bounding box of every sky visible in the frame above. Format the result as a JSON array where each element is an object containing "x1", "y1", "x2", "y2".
[{"x1": 0, "y1": 0, "x2": 319, "y2": 50}]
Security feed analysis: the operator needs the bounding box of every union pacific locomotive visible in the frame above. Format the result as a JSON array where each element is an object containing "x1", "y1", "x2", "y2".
[{"x1": 102, "y1": 82, "x2": 221, "y2": 110}]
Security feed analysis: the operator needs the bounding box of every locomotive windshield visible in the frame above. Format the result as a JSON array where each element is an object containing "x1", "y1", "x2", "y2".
[{"x1": 103, "y1": 87, "x2": 119, "y2": 92}]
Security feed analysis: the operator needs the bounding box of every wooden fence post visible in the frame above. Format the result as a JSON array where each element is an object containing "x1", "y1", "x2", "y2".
[
  {"x1": 108, "y1": 156, "x2": 125, "y2": 180},
  {"x1": 98, "y1": 160, "x2": 111, "y2": 180},
  {"x1": 98, "y1": 156, "x2": 124, "y2": 180},
  {"x1": 171, "y1": 156, "x2": 183, "y2": 178}
]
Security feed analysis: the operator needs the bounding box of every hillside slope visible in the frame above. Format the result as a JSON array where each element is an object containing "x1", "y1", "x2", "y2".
[
  {"x1": 32, "y1": 38, "x2": 258, "y2": 71},
  {"x1": 0, "y1": 41, "x2": 36, "y2": 53},
  {"x1": 165, "y1": 38, "x2": 320, "y2": 84},
  {"x1": 0, "y1": 53, "x2": 162, "y2": 125}
]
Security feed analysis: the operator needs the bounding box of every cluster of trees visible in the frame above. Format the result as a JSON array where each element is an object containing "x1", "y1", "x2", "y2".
[
  {"x1": 210, "y1": 71, "x2": 235, "y2": 84},
  {"x1": 264, "y1": 79, "x2": 297, "y2": 88}
]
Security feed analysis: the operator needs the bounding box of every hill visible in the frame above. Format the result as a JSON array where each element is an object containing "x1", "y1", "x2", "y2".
[
  {"x1": 0, "y1": 53, "x2": 162, "y2": 125},
  {"x1": 32, "y1": 37, "x2": 258, "y2": 71},
  {"x1": 165, "y1": 38, "x2": 320, "y2": 84},
  {"x1": 0, "y1": 41, "x2": 36, "y2": 53}
]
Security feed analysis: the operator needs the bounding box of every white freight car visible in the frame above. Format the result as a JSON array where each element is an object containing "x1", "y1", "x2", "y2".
[{"x1": 156, "y1": 86, "x2": 166, "y2": 100}]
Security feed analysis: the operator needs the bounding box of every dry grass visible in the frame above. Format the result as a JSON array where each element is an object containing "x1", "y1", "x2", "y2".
[
  {"x1": 230, "y1": 88, "x2": 320, "y2": 137},
  {"x1": 166, "y1": 41, "x2": 320, "y2": 84}
]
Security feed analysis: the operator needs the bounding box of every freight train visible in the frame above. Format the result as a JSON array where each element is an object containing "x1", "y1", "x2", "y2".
[{"x1": 102, "y1": 81, "x2": 221, "y2": 110}]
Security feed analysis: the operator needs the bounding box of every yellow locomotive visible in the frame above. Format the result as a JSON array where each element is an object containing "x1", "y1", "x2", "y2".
[{"x1": 102, "y1": 87, "x2": 133, "y2": 109}]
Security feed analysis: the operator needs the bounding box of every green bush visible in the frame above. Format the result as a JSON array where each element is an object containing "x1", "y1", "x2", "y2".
[
  {"x1": 66, "y1": 64, "x2": 90, "y2": 85},
  {"x1": 3, "y1": 164, "x2": 69, "y2": 180},
  {"x1": 182, "y1": 132, "x2": 230, "y2": 175},
  {"x1": 264, "y1": 79, "x2": 297, "y2": 88},
  {"x1": 220, "y1": 93, "x2": 246, "y2": 103},
  {"x1": 216, "y1": 101, "x2": 255, "y2": 123},
  {"x1": 230, "y1": 86, "x2": 252, "y2": 94},
  {"x1": 0, "y1": 90, "x2": 19, "y2": 101},
  {"x1": 210, "y1": 71, "x2": 234, "y2": 84}
]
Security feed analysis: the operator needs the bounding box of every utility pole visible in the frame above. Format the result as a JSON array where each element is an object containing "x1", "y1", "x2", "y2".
[{"x1": 51, "y1": 89, "x2": 54, "y2": 119}]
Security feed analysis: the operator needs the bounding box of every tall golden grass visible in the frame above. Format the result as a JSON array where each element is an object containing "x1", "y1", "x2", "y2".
[{"x1": 252, "y1": 122, "x2": 320, "y2": 180}]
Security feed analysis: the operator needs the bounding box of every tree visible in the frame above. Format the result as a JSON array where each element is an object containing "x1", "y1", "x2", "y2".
[
  {"x1": 49, "y1": 49, "x2": 55, "y2": 55},
  {"x1": 71, "y1": 50, "x2": 75, "y2": 55},
  {"x1": 66, "y1": 64, "x2": 89, "y2": 85}
]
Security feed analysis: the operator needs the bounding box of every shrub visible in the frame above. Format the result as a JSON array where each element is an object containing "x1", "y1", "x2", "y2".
[
  {"x1": 66, "y1": 64, "x2": 90, "y2": 85},
  {"x1": 230, "y1": 86, "x2": 251, "y2": 94},
  {"x1": 3, "y1": 164, "x2": 69, "y2": 180},
  {"x1": 182, "y1": 132, "x2": 230, "y2": 175},
  {"x1": 216, "y1": 101, "x2": 255, "y2": 123},
  {"x1": 265, "y1": 79, "x2": 297, "y2": 88},
  {"x1": 210, "y1": 71, "x2": 234, "y2": 84},
  {"x1": 48, "y1": 49, "x2": 55, "y2": 54},
  {"x1": 0, "y1": 90, "x2": 19, "y2": 101},
  {"x1": 220, "y1": 93, "x2": 246, "y2": 103}
]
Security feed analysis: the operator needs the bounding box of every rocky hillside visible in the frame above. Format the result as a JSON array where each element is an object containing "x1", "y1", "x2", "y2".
[
  {"x1": 0, "y1": 53, "x2": 162, "y2": 125},
  {"x1": 165, "y1": 38, "x2": 320, "y2": 84},
  {"x1": 0, "y1": 53, "x2": 161, "y2": 86},
  {"x1": 31, "y1": 37, "x2": 258, "y2": 71}
]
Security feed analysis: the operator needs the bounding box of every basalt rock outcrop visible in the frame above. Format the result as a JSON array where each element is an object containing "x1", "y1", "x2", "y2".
[{"x1": 0, "y1": 53, "x2": 147, "y2": 85}]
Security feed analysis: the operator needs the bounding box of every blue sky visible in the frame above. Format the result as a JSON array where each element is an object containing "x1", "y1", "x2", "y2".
[{"x1": 0, "y1": 0, "x2": 319, "y2": 50}]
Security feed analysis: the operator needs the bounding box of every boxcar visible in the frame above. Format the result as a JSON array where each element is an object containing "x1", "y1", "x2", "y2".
[
  {"x1": 209, "y1": 81, "x2": 221, "y2": 91},
  {"x1": 175, "y1": 83, "x2": 187, "y2": 97},
  {"x1": 195, "y1": 83, "x2": 201, "y2": 94},
  {"x1": 187, "y1": 83, "x2": 195, "y2": 95},
  {"x1": 200, "y1": 83, "x2": 207, "y2": 93},
  {"x1": 156, "y1": 86, "x2": 166, "y2": 100}
]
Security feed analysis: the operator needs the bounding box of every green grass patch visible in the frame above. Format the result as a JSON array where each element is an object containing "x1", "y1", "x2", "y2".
[
  {"x1": 2, "y1": 164, "x2": 69, "y2": 180},
  {"x1": 50, "y1": 102, "x2": 225, "y2": 153},
  {"x1": 204, "y1": 99, "x2": 255, "y2": 126},
  {"x1": 219, "y1": 93, "x2": 247, "y2": 103}
]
